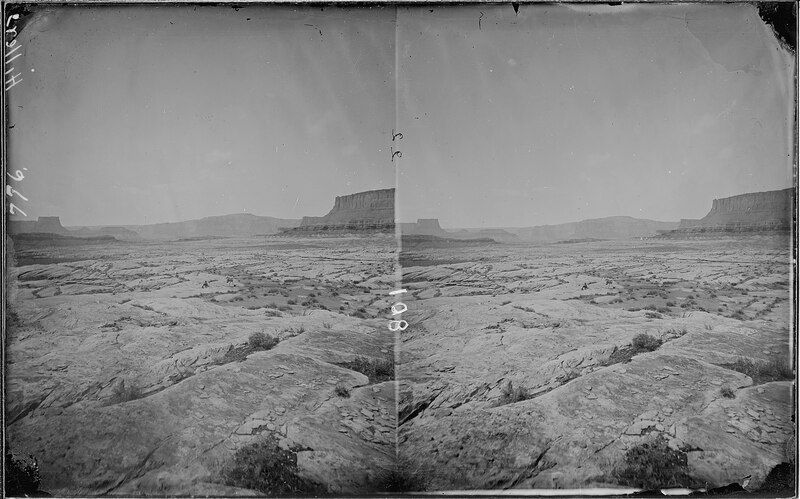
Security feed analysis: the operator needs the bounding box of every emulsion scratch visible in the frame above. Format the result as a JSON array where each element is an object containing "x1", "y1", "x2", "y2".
[{"x1": 304, "y1": 23, "x2": 322, "y2": 37}]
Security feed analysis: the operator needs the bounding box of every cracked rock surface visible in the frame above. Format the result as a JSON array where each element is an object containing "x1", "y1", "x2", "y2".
[
  {"x1": 398, "y1": 236, "x2": 792, "y2": 491},
  {"x1": 6, "y1": 236, "x2": 397, "y2": 495}
]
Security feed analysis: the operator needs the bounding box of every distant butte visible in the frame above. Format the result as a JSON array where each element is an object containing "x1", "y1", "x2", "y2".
[{"x1": 399, "y1": 219, "x2": 446, "y2": 236}]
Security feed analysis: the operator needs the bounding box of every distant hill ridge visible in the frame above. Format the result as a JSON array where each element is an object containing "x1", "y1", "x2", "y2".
[
  {"x1": 124, "y1": 213, "x2": 301, "y2": 240},
  {"x1": 9, "y1": 213, "x2": 302, "y2": 241}
]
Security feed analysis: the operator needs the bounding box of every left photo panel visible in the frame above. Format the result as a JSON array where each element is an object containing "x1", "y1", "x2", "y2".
[{"x1": 4, "y1": 5, "x2": 398, "y2": 495}]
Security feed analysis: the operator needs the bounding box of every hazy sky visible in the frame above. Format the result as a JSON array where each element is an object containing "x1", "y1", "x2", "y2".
[
  {"x1": 396, "y1": 4, "x2": 795, "y2": 228},
  {"x1": 8, "y1": 5, "x2": 396, "y2": 226},
  {"x1": 6, "y1": 4, "x2": 795, "y2": 229}
]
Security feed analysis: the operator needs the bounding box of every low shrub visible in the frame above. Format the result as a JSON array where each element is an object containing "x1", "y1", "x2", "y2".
[
  {"x1": 219, "y1": 436, "x2": 326, "y2": 496},
  {"x1": 248, "y1": 332, "x2": 279, "y2": 351},
  {"x1": 720, "y1": 385, "x2": 735, "y2": 398},
  {"x1": 632, "y1": 333, "x2": 662, "y2": 353},
  {"x1": 602, "y1": 345, "x2": 636, "y2": 366},
  {"x1": 498, "y1": 380, "x2": 531, "y2": 405},
  {"x1": 338, "y1": 356, "x2": 394, "y2": 383},
  {"x1": 722, "y1": 357, "x2": 793, "y2": 384},
  {"x1": 109, "y1": 380, "x2": 144, "y2": 404},
  {"x1": 334, "y1": 383, "x2": 350, "y2": 398},
  {"x1": 614, "y1": 435, "x2": 699, "y2": 489},
  {"x1": 730, "y1": 309, "x2": 747, "y2": 320}
]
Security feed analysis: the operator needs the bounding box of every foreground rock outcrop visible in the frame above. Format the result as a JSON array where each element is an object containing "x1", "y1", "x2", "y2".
[
  {"x1": 398, "y1": 236, "x2": 792, "y2": 492},
  {"x1": 6, "y1": 236, "x2": 397, "y2": 495},
  {"x1": 673, "y1": 188, "x2": 793, "y2": 233},
  {"x1": 284, "y1": 189, "x2": 394, "y2": 233}
]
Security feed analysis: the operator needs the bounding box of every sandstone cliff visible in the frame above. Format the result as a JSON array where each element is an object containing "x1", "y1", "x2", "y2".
[
  {"x1": 400, "y1": 218, "x2": 446, "y2": 236},
  {"x1": 674, "y1": 188, "x2": 793, "y2": 233},
  {"x1": 8, "y1": 216, "x2": 69, "y2": 235},
  {"x1": 287, "y1": 188, "x2": 394, "y2": 232}
]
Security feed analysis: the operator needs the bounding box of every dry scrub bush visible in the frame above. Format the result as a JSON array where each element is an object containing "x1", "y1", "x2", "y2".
[
  {"x1": 109, "y1": 380, "x2": 144, "y2": 404},
  {"x1": 248, "y1": 332, "x2": 279, "y2": 351},
  {"x1": 334, "y1": 383, "x2": 350, "y2": 398},
  {"x1": 614, "y1": 435, "x2": 699, "y2": 490},
  {"x1": 218, "y1": 435, "x2": 325, "y2": 495},
  {"x1": 631, "y1": 333, "x2": 662, "y2": 353},
  {"x1": 498, "y1": 380, "x2": 531, "y2": 405},
  {"x1": 723, "y1": 357, "x2": 793, "y2": 384},
  {"x1": 338, "y1": 356, "x2": 394, "y2": 383}
]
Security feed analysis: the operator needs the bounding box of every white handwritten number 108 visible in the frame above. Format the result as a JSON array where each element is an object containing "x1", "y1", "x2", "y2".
[{"x1": 388, "y1": 289, "x2": 408, "y2": 331}]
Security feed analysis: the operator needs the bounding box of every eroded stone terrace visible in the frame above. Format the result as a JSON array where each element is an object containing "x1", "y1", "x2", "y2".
[
  {"x1": 398, "y1": 236, "x2": 792, "y2": 491},
  {"x1": 6, "y1": 235, "x2": 398, "y2": 495}
]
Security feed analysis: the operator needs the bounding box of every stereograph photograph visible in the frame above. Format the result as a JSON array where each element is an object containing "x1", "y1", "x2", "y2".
[{"x1": 3, "y1": 1, "x2": 797, "y2": 497}]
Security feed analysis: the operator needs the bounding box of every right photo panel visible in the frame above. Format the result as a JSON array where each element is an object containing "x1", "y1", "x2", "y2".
[{"x1": 396, "y1": 3, "x2": 795, "y2": 492}]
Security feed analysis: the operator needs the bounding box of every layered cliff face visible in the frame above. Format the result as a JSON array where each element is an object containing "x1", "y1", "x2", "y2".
[
  {"x1": 290, "y1": 188, "x2": 395, "y2": 232},
  {"x1": 8, "y1": 216, "x2": 68, "y2": 235},
  {"x1": 676, "y1": 188, "x2": 794, "y2": 232},
  {"x1": 400, "y1": 218, "x2": 446, "y2": 236}
]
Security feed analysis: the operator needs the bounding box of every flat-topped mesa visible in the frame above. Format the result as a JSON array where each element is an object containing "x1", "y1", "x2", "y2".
[
  {"x1": 400, "y1": 218, "x2": 446, "y2": 236},
  {"x1": 286, "y1": 188, "x2": 395, "y2": 232},
  {"x1": 8, "y1": 216, "x2": 69, "y2": 235},
  {"x1": 676, "y1": 188, "x2": 794, "y2": 232}
]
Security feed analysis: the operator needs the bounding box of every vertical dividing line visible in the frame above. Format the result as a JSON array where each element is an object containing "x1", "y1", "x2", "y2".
[{"x1": 393, "y1": 4, "x2": 401, "y2": 466}]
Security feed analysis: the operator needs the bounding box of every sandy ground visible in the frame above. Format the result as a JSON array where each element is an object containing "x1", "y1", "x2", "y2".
[
  {"x1": 397, "y1": 235, "x2": 793, "y2": 491},
  {"x1": 6, "y1": 235, "x2": 398, "y2": 495}
]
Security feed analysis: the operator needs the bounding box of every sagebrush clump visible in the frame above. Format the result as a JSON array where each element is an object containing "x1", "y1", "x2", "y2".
[
  {"x1": 219, "y1": 436, "x2": 325, "y2": 495},
  {"x1": 248, "y1": 332, "x2": 279, "y2": 351},
  {"x1": 498, "y1": 380, "x2": 531, "y2": 405},
  {"x1": 337, "y1": 356, "x2": 394, "y2": 383},
  {"x1": 334, "y1": 382, "x2": 350, "y2": 398},
  {"x1": 632, "y1": 333, "x2": 662, "y2": 353},
  {"x1": 615, "y1": 435, "x2": 699, "y2": 489}
]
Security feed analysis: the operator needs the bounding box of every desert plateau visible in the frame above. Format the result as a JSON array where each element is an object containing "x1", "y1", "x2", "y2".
[
  {"x1": 398, "y1": 233, "x2": 793, "y2": 491},
  {"x1": 4, "y1": 2, "x2": 796, "y2": 495},
  {"x1": 5, "y1": 227, "x2": 398, "y2": 495}
]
